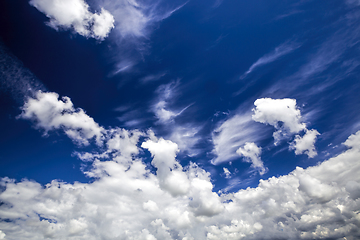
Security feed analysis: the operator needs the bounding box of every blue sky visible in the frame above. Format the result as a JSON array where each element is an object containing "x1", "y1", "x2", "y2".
[{"x1": 1, "y1": 0, "x2": 360, "y2": 239}]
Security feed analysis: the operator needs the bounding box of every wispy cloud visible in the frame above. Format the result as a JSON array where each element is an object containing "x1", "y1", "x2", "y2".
[
  {"x1": 240, "y1": 41, "x2": 300, "y2": 79},
  {"x1": 211, "y1": 112, "x2": 265, "y2": 165},
  {"x1": 139, "y1": 72, "x2": 167, "y2": 84}
]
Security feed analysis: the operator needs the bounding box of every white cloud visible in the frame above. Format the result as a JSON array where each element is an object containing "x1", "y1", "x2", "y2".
[
  {"x1": 223, "y1": 167, "x2": 231, "y2": 178},
  {"x1": 29, "y1": 0, "x2": 114, "y2": 40},
  {"x1": 252, "y1": 98, "x2": 306, "y2": 141},
  {"x1": 236, "y1": 142, "x2": 267, "y2": 175},
  {"x1": 211, "y1": 113, "x2": 263, "y2": 165},
  {"x1": 20, "y1": 91, "x2": 104, "y2": 146},
  {"x1": 291, "y1": 129, "x2": 320, "y2": 158},
  {"x1": 252, "y1": 97, "x2": 321, "y2": 157}
]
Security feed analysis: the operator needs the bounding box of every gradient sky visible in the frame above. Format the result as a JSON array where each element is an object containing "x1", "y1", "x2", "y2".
[{"x1": 1, "y1": 0, "x2": 360, "y2": 239}]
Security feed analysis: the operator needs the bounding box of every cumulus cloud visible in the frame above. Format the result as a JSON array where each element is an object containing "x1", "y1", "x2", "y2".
[
  {"x1": 252, "y1": 98, "x2": 320, "y2": 157},
  {"x1": 252, "y1": 98, "x2": 306, "y2": 140},
  {"x1": 291, "y1": 129, "x2": 320, "y2": 158},
  {"x1": 236, "y1": 142, "x2": 267, "y2": 175},
  {"x1": 1, "y1": 93, "x2": 360, "y2": 239},
  {"x1": 29, "y1": 0, "x2": 114, "y2": 40},
  {"x1": 19, "y1": 91, "x2": 104, "y2": 146}
]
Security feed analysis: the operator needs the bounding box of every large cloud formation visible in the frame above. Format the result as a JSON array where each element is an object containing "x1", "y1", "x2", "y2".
[{"x1": 1, "y1": 92, "x2": 360, "y2": 239}]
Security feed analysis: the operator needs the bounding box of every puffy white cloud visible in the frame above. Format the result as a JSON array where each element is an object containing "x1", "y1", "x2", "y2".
[
  {"x1": 236, "y1": 142, "x2": 267, "y2": 175},
  {"x1": 29, "y1": 0, "x2": 114, "y2": 40},
  {"x1": 252, "y1": 98, "x2": 306, "y2": 143},
  {"x1": 252, "y1": 97, "x2": 320, "y2": 157},
  {"x1": 20, "y1": 91, "x2": 104, "y2": 146},
  {"x1": 291, "y1": 129, "x2": 320, "y2": 158}
]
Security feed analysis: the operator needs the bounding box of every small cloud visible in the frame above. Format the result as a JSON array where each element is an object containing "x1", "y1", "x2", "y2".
[
  {"x1": 223, "y1": 167, "x2": 231, "y2": 178},
  {"x1": 290, "y1": 129, "x2": 320, "y2": 158},
  {"x1": 236, "y1": 142, "x2": 267, "y2": 175}
]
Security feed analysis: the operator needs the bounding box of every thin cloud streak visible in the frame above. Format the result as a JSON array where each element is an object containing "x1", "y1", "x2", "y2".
[{"x1": 240, "y1": 41, "x2": 300, "y2": 79}]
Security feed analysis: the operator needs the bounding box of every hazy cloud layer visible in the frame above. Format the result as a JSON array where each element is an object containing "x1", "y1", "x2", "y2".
[{"x1": 1, "y1": 92, "x2": 360, "y2": 239}]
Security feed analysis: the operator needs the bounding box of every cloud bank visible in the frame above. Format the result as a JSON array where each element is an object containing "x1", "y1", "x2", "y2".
[{"x1": 1, "y1": 91, "x2": 359, "y2": 239}]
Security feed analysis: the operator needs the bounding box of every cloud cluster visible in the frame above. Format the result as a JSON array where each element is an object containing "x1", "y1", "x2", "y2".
[
  {"x1": 30, "y1": 0, "x2": 114, "y2": 40},
  {"x1": 1, "y1": 92, "x2": 360, "y2": 239},
  {"x1": 253, "y1": 98, "x2": 320, "y2": 157},
  {"x1": 212, "y1": 98, "x2": 319, "y2": 175}
]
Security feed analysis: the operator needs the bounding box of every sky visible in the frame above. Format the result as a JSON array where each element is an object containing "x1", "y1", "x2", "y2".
[{"x1": 0, "y1": 0, "x2": 360, "y2": 239}]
